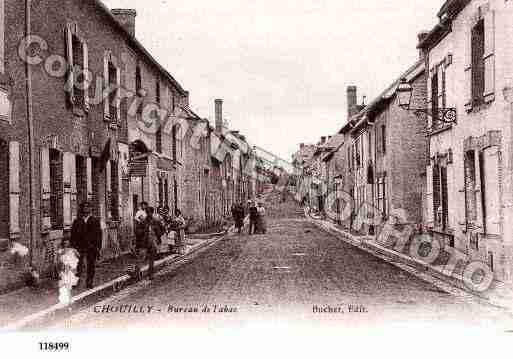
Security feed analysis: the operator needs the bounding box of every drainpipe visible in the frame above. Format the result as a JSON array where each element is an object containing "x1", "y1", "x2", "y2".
[{"x1": 25, "y1": 0, "x2": 36, "y2": 266}]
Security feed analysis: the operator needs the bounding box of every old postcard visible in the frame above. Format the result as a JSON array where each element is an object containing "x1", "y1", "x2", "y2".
[{"x1": 0, "y1": 0, "x2": 512, "y2": 357}]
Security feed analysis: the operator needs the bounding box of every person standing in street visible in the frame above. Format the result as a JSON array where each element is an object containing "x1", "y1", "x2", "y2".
[
  {"x1": 248, "y1": 201, "x2": 258, "y2": 235},
  {"x1": 71, "y1": 201, "x2": 102, "y2": 289},
  {"x1": 256, "y1": 201, "x2": 267, "y2": 234},
  {"x1": 232, "y1": 202, "x2": 245, "y2": 234},
  {"x1": 143, "y1": 207, "x2": 164, "y2": 280},
  {"x1": 134, "y1": 201, "x2": 148, "y2": 252},
  {"x1": 173, "y1": 209, "x2": 187, "y2": 254}
]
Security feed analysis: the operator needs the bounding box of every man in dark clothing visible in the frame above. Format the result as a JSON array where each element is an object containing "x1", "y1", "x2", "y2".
[
  {"x1": 248, "y1": 201, "x2": 258, "y2": 235},
  {"x1": 71, "y1": 201, "x2": 102, "y2": 289},
  {"x1": 232, "y1": 203, "x2": 245, "y2": 234},
  {"x1": 144, "y1": 207, "x2": 165, "y2": 280}
]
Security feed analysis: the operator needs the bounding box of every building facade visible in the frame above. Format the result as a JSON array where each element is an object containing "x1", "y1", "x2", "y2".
[{"x1": 419, "y1": 0, "x2": 513, "y2": 282}]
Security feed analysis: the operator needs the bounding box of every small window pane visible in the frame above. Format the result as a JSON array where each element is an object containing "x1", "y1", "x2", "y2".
[{"x1": 0, "y1": 90, "x2": 9, "y2": 119}]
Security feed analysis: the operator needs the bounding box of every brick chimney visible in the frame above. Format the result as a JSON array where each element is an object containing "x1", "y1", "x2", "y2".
[
  {"x1": 300, "y1": 143, "x2": 305, "y2": 150},
  {"x1": 347, "y1": 86, "x2": 358, "y2": 118},
  {"x1": 417, "y1": 31, "x2": 429, "y2": 60},
  {"x1": 215, "y1": 99, "x2": 223, "y2": 133},
  {"x1": 111, "y1": 9, "x2": 137, "y2": 37}
]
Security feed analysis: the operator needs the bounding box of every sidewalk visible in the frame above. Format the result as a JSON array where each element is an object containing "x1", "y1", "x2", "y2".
[
  {"x1": 305, "y1": 210, "x2": 513, "y2": 312},
  {"x1": 0, "y1": 233, "x2": 227, "y2": 329}
]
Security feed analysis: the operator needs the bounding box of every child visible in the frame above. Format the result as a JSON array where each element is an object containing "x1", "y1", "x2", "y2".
[{"x1": 57, "y1": 238, "x2": 80, "y2": 305}]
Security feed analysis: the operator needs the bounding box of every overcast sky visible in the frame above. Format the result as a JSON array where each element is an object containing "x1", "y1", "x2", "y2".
[{"x1": 103, "y1": 0, "x2": 442, "y2": 161}]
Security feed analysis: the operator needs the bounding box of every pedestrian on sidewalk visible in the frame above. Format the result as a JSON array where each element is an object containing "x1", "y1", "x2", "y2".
[
  {"x1": 232, "y1": 202, "x2": 245, "y2": 234},
  {"x1": 71, "y1": 201, "x2": 102, "y2": 289},
  {"x1": 134, "y1": 201, "x2": 148, "y2": 252},
  {"x1": 173, "y1": 209, "x2": 187, "y2": 255},
  {"x1": 248, "y1": 201, "x2": 258, "y2": 235},
  {"x1": 143, "y1": 207, "x2": 164, "y2": 280},
  {"x1": 256, "y1": 201, "x2": 267, "y2": 234}
]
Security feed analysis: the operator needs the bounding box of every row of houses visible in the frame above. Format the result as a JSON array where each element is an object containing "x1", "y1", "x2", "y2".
[
  {"x1": 0, "y1": 0, "x2": 265, "y2": 292},
  {"x1": 293, "y1": 0, "x2": 513, "y2": 285}
]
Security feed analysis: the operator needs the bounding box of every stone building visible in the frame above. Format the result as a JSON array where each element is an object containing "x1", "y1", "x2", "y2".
[
  {"x1": 418, "y1": 0, "x2": 513, "y2": 282},
  {"x1": 347, "y1": 60, "x2": 427, "y2": 234},
  {"x1": 0, "y1": 0, "x2": 188, "y2": 291}
]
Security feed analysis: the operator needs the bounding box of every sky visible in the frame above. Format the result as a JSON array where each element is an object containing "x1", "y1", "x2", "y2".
[{"x1": 102, "y1": 0, "x2": 443, "y2": 162}]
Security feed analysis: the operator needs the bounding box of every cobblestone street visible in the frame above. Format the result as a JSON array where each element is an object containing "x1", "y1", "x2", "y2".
[{"x1": 46, "y1": 194, "x2": 513, "y2": 331}]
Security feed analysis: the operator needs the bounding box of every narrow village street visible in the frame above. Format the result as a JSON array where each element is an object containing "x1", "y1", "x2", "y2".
[{"x1": 45, "y1": 192, "x2": 513, "y2": 331}]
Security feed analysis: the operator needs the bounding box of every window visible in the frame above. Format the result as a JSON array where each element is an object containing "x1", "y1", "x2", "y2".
[
  {"x1": 431, "y1": 71, "x2": 439, "y2": 128},
  {"x1": 110, "y1": 161, "x2": 119, "y2": 220},
  {"x1": 432, "y1": 163, "x2": 448, "y2": 230},
  {"x1": 471, "y1": 19, "x2": 485, "y2": 107},
  {"x1": 464, "y1": 150, "x2": 477, "y2": 225},
  {"x1": 377, "y1": 176, "x2": 387, "y2": 218},
  {"x1": 0, "y1": 139, "x2": 9, "y2": 241},
  {"x1": 172, "y1": 125, "x2": 178, "y2": 161},
  {"x1": 49, "y1": 149, "x2": 63, "y2": 230},
  {"x1": 65, "y1": 24, "x2": 88, "y2": 110},
  {"x1": 76, "y1": 155, "x2": 87, "y2": 206},
  {"x1": 72, "y1": 35, "x2": 84, "y2": 108},
  {"x1": 381, "y1": 125, "x2": 386, "y2": 153},
  {"x1": 108, "y1": 61, "x2": 117, "y2": 121}
]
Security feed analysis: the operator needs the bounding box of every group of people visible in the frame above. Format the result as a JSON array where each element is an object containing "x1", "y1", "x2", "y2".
[
  {"x1": 231, "y1": 199, "x2": 267, "y2": 235},
  {"x1": 134, "y1": 202, "x2": 187, "y2": 280},
  {"x1": 59, "y1": 201, "x2": 188, "y2": 294}
]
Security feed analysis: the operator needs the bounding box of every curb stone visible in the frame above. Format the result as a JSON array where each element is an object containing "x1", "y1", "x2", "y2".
[
  {"x1": 1, "y1": 230, "x2": 233, "y2": 331},
  {"x1": 304, "y1": 210, "x2": 513, "y2": 312}
]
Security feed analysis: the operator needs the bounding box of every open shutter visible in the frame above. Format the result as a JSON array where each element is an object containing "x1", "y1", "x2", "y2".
[
  {"x1": 425, "y1": 164, "x2": 433, "y2": 225},
  {"x1": 65, "y1": 23, "x2": 75, "y2": 106},
  {"x1": 464, "y1": 25, "x2": 472, "y2": 111},
  {"x1": 103, "y1": 54, "x2": 110, "y2": 119},
  {"x1": 40, "y1": 147, "x2": 51, "y2": 232},
  {"x1": 483, "y1": 9, "x2": 495, "y2": 103},
  {"x1": 437, "y1": 65, "x2": 444, "y2": 109},
  {"x1": 432, "y1": 164, "x2": 440, "y2": 225},
  {"x1": 62, "y1": 152, "x2": 73, "y2": 229},
  {"x1": 70, "y1": 155, "x2": 77, "y2": 222},
  {"x1": 86, "y1": 157, "x2": 93, "y2": 200},
  {"x1": 83, "y1": 41, "x2": 89, "y2": 112},
  {"x1": 9, "y1": 141, "x2": 20, "y2": 239},
  {"x1": 483, "y1": 146, "x2": 500, "y2": 235},
  {"x1": 105, "y1": 160, "x2": 112, "y2": 220}
]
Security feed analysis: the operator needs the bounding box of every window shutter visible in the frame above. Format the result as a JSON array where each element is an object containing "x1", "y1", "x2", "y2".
[
  {"x1": 8, "y1": 141, "x2": 20, "y2": 238},
  {"x1": 86, "y1": 157, "x2": 93, "y2": 200},
  {"x1": 483, "y1": 146, "x2": 500, "y2": 235},
  {"x1": 432, "y1": 164, "x2": 440, "y2": 225},
  {"x1": 441, "y1": 166, "x2": 449, "y2": 229},
  {"x1": 83, "y1": 41, "x2": 89, "y2": 111},
  {"x1": 70, "y1": 155, "x2": 77, "y2": 222},
  {"x1": 40, "y1": 147, "x2": 51, "y2": 232},
  {"x1": 106, "y1": 160, "x2": 112, "y2": 220},
  {"x1": 103, "y1": 54, "x2": 110, "y2": 119},
  {"x1": 62, "y1": 152, "x2": 73, "y2": 228},
  {"x1": 464, "y1": 26, "x2": 473, "y2": 111},
  {"x1": 483, "y1": 10, "x2": 495, "y2": 102},
  {"x1": 65, "y1": 23, "x2": 75, "y2": 106},
  {"x1": 116, "y1": 67, "x2": 121, "y2": 123},
  {"x1": 425, "y1": 164, "x2": 433, "y2": 224}
]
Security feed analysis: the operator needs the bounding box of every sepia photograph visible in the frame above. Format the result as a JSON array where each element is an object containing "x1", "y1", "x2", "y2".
[{"x1": 0, "y1": 0, "x2": 512, "y2": 356}]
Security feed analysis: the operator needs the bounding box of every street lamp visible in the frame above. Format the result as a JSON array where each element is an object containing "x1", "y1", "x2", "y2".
[{"x1": 396, "y1": 78, "x2": 457, "y2": 125}]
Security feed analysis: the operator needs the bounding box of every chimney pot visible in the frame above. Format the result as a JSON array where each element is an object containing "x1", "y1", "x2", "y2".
[
  {"x1": 215, "y1": 99, "x2": 223, "y2": 133},
  {"x1": 417, "y1": 31, "x2": 430, "y2": 60},
  {"x1": 111, "y1": 9, "x2": 137, "y2": 37},
  {"x1": 347, "y1": 86, "x2": 358, "y2": 118}
]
